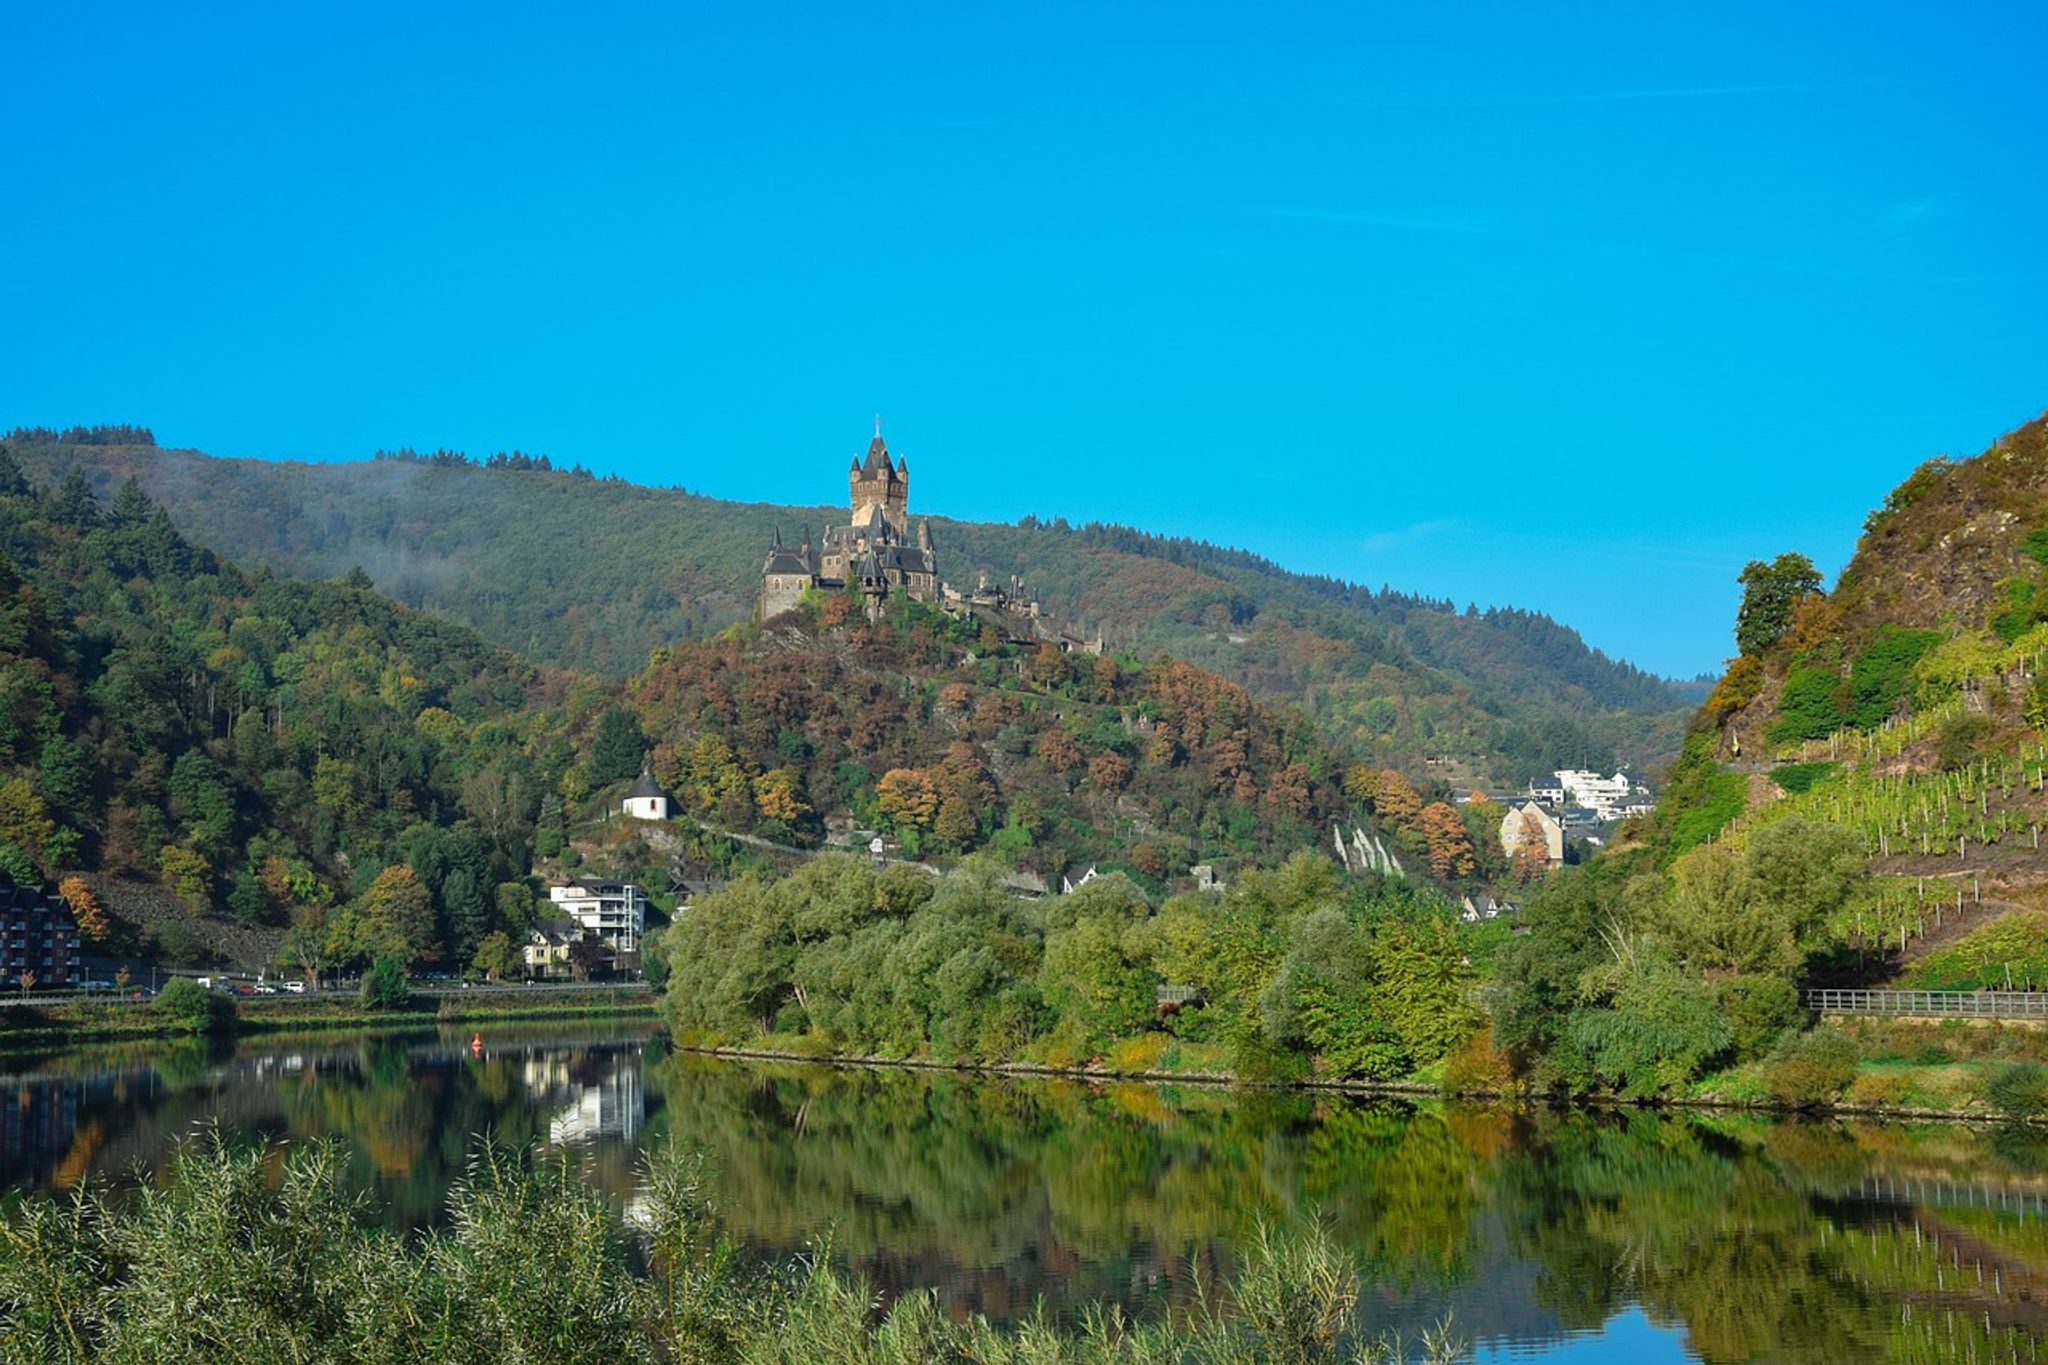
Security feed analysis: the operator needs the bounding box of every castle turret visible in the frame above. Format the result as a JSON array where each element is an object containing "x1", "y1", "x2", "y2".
[
  {"x1": 850, "y1": 420, "x2": 909, "y2": 524},
  {"x1": 758, "y1": 523, "x2": 817, "y2": 620}
]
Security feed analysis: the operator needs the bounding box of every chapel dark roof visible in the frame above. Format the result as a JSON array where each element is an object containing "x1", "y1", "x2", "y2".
[{"x1": 626, "y1": 764, "x2": 667, "y2": 800}]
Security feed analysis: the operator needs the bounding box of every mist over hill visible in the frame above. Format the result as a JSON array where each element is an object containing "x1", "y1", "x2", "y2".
[{"x1": 11, "y1": 430, "x2": 1693, "y2": 785}]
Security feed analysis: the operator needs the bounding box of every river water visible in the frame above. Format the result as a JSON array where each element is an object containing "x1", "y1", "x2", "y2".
[{"x1": 3, "y1": 1023, "x2": 2044, "y2": 1363}]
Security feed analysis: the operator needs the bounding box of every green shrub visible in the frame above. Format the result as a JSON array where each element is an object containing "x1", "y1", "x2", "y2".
[
  {"x1": 2023, "y1": 528, "x2": 2048, "y2": 567},
  {"x1": 1934, "y1": 714, "x2": 1993, "y2": 771},
  {"x1": 1714, "y1": 974, "x2": 1801, "y2": 1061},
  {"x1": 1770, "y1": 761, "x2": 1838, "y2": 795},
  {"x1": 1762, "y1": 1027, "x2": 1860, "y2": 1108},
  {"x1": 1991, "y1": 578, "x2": 2044, "y2": 643},
  {"x1": 153, "y1": 977, "x2": 235, "y2": 1034},
  {"x1": 360, "y1": 955, "x2": 413, "y2": 1010},
  {"x1": 1769, "y1": 667, "x2": 1847, "y2": 743},
  {"x1": 1985, "y1": 1063, "x2": 2048, "y2": 1121},
  {"x1": 1847, "y1": 627, "x2": 1941, "y2": 728},
  {"x1": 1659, "y1": 734, "x2": 1749, "y2": 857}
]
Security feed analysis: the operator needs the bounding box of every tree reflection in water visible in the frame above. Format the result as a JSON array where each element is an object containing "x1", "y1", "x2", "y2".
[{"x1": 6, "y1": 1032, "x2": 2048, "y2": 1360}]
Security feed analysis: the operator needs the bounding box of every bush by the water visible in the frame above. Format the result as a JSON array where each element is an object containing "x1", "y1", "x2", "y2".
[
  {"x1": 153, "y1": 977, "x2": 235, "y2": 1034},
  {"x1": 1984, "y1": 1062, "x2": 2048, "y2": 1121},
  {"x1": 0, "y1": 1134, "x2": 1465, "y2": 1365},
  {"x1": 1762, "y1": 1027, "x2": 1861, "y2": 1108},
  {"x1": 360, "y1": 956, "x2": 413, "y2": 1010}
]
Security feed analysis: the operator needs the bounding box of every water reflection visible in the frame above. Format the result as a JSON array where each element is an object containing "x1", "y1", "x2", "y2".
[
  {"x1": 0, "y1": 1024, "x2": 656, "y2": 1227},
  {"x1": 7, "y1": 1031, "x2": 2048, "y2": 1361}
]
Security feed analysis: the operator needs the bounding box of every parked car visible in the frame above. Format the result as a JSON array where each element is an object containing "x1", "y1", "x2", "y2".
[
  {"x1": 254, "y1": 983, "x2": 278, "y2": 995},
  {"x1": 281, "y1": 981, "x2": 307, "y2": 994}
]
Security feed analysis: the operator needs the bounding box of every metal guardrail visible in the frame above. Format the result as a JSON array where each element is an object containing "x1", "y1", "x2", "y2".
[
  {"x1": 1807, "y1": 988, "x2": 2048, "y2": 1019},
  {"x1": 0, "y1": 980, "x2": 655, "y2": 1009}
]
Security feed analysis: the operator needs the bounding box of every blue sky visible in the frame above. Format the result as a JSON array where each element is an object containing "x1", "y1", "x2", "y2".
[{"x1": 4, "y1": 2, "x2": 2045, "y2": 677}]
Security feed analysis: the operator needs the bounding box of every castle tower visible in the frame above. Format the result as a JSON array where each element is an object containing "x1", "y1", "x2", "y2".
[{"x1": 849, "y1": 419, "x2": 908, "y2": 526}]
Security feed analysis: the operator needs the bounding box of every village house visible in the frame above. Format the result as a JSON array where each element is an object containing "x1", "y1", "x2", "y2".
[
  {"x1": 523, "y1": 921, "x2": 577, "y2": 979},
  {"x1": 1499, "y1": 801, "x2": 1565, "y2": 866}
]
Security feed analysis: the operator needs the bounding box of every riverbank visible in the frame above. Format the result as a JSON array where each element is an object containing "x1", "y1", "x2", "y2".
[
  {"x1": 0, "y1": 987, "x2": 659, "y2": 1049},
  {"x1": 675, "y1": 1013, "x2": 2048, "y2": 1124}
]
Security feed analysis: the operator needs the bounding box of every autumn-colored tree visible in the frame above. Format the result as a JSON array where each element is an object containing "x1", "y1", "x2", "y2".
[
  {"x1": 937, "y1": 682, "x2": 973, "y2": 711},
  {"x1": 472, "y1": 930, "x2": 520, "y2": 981},
  {"x1": 158, "y1": 845, "x2": 213, "y2": 914},
  {"x1": 1087, "y1": 751, "x2": 1134, "y2": 792},
  {"x1": 1091, "y1": 654, "x2": 1122, "y2": 700},
  {"x1": 1417, "y1": 802, "x2": 1476, "y2": 879},
  {"x1": 1263, "y1": 762, "x2": 1313, "y2": 817},
  {"x1": 753, "y1": 767, "x2": 810, "y2": 825},
  {"x1": 1036, "y1": 730, "x2": 1083, "y2": 772},
  {"x1": 357, "y1": 865, "x2": 438, "y2": 965},
  {"x1": 876, "y1": 768, "x2": 940, "y2": 830},
  {"x1": 58, "y1": 875, "x2": 110, "y2": 942},
  {"x1": 822, "y1": 591, "x2": 861, "y2": 627},
  {"x1": 1130, "y1": 843, "x2": 1169, "y2": 880},
  {"x1": 1028, "y1": 644, "x2": 1073, "y2": 690},
  {"x1": 933, "y1": 795, "x2": 980, "y2": 849},
  {"x1": 1365, "y1": 768, "x2": 1424, "y2": 830}
]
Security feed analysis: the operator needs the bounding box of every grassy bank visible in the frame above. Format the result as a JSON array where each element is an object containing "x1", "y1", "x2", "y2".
[
  {"x1": 0, "y1": 987, "x2": 658, "y2": 1049},
  {"x1": 1688, "y1": 1015, "x2": 2048, "y2": 1120},
  {"x1": 680, "y1": 1017, "x2": 2048, "y2": 1124},
  {"x1": 0, "y1": 1134, "x2": 1463, "y2": 1365}
]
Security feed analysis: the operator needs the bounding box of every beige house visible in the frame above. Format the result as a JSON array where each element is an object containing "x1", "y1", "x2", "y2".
[
  {"x1": 1500, "y1": 802, "x2": 1564, "y2": 865},
  {"x1": 523, "y1": 922, "x2": 575, "y2": 979}
]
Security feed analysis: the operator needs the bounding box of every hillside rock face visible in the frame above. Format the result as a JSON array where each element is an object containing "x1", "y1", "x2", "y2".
[{"x1": 1708, "y1": 412, "x2": 2048, "y2": 759}]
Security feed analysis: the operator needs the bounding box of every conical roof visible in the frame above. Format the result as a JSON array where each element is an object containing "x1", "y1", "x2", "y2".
[
  {"x1": 626, "y1": 763, "x2": 666, "y2": 800},
  {"x1": 860, "y1": 433, "x2": 893, "y2": 476}
]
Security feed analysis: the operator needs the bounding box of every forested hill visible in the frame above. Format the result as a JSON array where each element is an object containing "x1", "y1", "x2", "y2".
[
  {"x1": 9, "y1": 429, "x2": 1691, "y2": 785},
  {"x1": 0, "y1": 443, "x2": 602, "y2": 975}
]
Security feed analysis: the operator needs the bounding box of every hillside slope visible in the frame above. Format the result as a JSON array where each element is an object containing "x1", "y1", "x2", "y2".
[
  {"x1": 0, "y1": 437, "x2": 1489, "y2": 981},
  {"x1": 8, "y1": 430, "x2": 1692, "y2": 785},
  {"x1": 0, "y1": 447, "x2": 589, "y2": 975},
  {"x1": 1645, "y1": 410, "x2": 2048, "y2": 951}
]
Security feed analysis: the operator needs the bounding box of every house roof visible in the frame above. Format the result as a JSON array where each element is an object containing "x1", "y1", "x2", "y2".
[{"x1": 626, "y1": 765, "x2": 667, "y2": 800}]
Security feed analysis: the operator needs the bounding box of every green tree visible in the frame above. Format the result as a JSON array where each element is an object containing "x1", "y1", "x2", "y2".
[
  {"x1": 155, "y1": 977, "x2": 235, "y2": 1034},
  {"x1": 589, "y1": 707, "x2": 648, "y2": 785},
  {"x1": 1734, "y1": 553, "x2": 1821, "y2": 656},
  {"x1": 472, "y1": 930, "x2": 519, "y2": 981},
  {"x1": 361, "y1": 955, "x2": 412, "y2": 1009}
]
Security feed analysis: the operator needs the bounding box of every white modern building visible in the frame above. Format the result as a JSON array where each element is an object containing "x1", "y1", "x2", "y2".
[{"x1": 547, "y1": 880, "x2": 647, "y2": 957}]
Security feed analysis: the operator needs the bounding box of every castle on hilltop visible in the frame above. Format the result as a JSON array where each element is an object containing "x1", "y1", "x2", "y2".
[
  {"x1": 759, "y1": 424, "x2": 941, "y2": 619},
  {"x1": 759, "y1": 423, "x2": 1102, "y2": 654}
]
